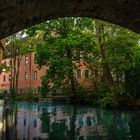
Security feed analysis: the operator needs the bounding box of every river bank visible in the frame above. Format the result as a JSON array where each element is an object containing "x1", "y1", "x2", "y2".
[{"x1": 3, "y1": 92, "x2": 140, "y2": 110}]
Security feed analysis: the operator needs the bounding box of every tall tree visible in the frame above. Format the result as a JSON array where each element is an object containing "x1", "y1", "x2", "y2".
[
  {"x1": 106, "y1": 25, "x2": 139, "y2": 94},
  {"x1": 27, "y1": 17, "x2": 96, "y2": 97},
  {"x1": 95, "y1": 20, "x2": 114, "y2": 90},
  {"x1": 5, "y1": 32, "x2": 33, "y2": 96}
]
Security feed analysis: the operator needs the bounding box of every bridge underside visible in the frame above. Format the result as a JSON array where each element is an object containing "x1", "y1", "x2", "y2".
[{"x1": 0, "y1": 0, "x2": 140, "y2": 39}]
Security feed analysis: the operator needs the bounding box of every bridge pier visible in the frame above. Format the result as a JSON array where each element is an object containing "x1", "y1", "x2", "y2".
[
  {"x1": 2, "y1": 98, "x2": 15, "y2": 140},
  {"x1": 0, "y1": 100, "x2": 4, "y2": 140}
]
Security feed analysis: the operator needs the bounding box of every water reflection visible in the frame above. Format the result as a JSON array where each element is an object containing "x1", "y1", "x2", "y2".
[{"x1": 16, "y1": 102, "x2": 140, "y2": 140}]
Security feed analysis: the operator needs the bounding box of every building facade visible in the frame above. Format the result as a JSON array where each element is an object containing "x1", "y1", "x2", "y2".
[{"x1": 0, "y1": 52, "x2": 94, "y2": 93}]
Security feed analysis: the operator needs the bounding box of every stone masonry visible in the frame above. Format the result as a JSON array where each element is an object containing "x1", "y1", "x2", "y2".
[{"x1": 0, "y1": 0, "x2": 140, "y2": 39}]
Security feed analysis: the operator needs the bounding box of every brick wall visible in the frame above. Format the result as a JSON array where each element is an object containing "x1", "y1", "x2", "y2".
[
  {"x1": 0, "y1": 52, "x2": 94, "y2": 93},
  {"x1": 0, "y1": 58, "x2": 11, "y2": 91}
]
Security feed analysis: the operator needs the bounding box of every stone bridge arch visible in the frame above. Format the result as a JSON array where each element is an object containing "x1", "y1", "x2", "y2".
[{"x1": 0, "y1": 0, "x2": 140, "y2": 39}]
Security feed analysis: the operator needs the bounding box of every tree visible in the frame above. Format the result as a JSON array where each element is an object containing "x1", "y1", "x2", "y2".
[
  {"x1": 106, "y1": 25, "x2": 139, "y2": 95},
  {"x1": 125, "y1": 45, "x2": 140, "y2": 97},
  {"x1": 95, "y1": 20, "x2": 114, "y2": 90},
  {"x1": 26, "y1": 17, "x2": 140, "y2": 106},
  {"x1": 27, "y1": 17, "x2": 96, "y2": 97},
  {"x1": 5, "y1": 32, "x2": 33, "y2": 97}
]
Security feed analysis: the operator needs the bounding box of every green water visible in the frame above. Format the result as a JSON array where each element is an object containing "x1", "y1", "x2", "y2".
[{"x1": 15, "y1": 102, "x2": 140, "y2": 140}]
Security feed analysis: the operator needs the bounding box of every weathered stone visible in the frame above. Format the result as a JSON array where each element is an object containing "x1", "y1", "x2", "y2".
[
  {"x1": 0, "y1": 0, "x2": 140, "y2": 39},
  {"x1": 0, "y1": 39, "x2": 5, "y2": 63}
]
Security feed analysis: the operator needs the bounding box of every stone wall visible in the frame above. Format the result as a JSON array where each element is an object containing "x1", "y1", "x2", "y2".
[
  {"x1": 0, "y1": 0, "x2": 140, "y2": 39},
  {"x1": 0, "y1": 39, "x2": 5, "y2": 64}
]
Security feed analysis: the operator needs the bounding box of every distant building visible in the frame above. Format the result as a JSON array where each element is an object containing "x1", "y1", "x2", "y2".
[{"x1": 0, "y1": 51, "x2": 94, "y2": 93}]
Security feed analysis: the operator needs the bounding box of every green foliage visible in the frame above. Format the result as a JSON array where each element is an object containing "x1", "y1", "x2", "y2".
[
  {"x1": 0, "y1": 62, "x2": 9, "y2": 73},
  {"x1": 25, "y1": 17, "x2": 140, "y2": 106},
  {"x1": 40, "y1": 75, "x2": 49, "y2": 97},
  {"x1": 4, "y1": 32, "x2": 35, "y2": 96},
  {"x1": 9, "y1": 88, "x2": 16, "y2": 98},
  {"x1": 25, "y1": 89, "x2": 34, "y2": 100},
  {"x1": 98, "y1": 94, "x2": 113, "y2": 108},
  {"x1": 4, "y1": 36, "x2": 34, "y2": 59},
  {"x1": 125, "y1": 56, "x2": 140, "y2": 97},
  {"x1": 27, "y1": 17, "x2": 96, "y2": 95},
  {"x1": 106, "y1": 28, "x2": 139, "y2": 70},
  {"x1": 0, "y1": 92, "x2": 4, "y2": 98}
]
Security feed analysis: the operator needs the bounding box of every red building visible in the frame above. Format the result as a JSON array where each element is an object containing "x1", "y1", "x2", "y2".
[{"x1": 0, "y1": 52, "x2": 94, "y2": 93}]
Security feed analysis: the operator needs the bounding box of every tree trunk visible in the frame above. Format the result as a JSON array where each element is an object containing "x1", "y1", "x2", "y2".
[
  {"x1": 63, "y1": 18, "x2": 77, "y2": 96},
  {"x1": 15, "y1": 55, "x2": 22, "y2": 95},
  {"x1": 11, "y1": 36, "x2": 16, "y2": 97},
  {"x1": 67, "y1": 46, "x2": 77, "y2": 96},
  {"x1": 10, "y1": 35, "x2": 17, "y2": 98},
  {"x1": 95, "y1": 21, "x2": 114, "y2": 90},
  {"x1": 0, "y1": 45, "x2": 3, "y2": 64}
]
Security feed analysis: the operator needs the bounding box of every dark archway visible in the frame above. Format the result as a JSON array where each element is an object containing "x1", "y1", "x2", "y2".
[{"x1": 0, "y1": 0, "x2": 140, "y2": 39}]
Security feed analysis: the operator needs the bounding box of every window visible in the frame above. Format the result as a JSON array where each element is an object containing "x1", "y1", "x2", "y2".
[
  {"x1": 9, "y1": 75, "x2": 11, "y2": 81},
  {"x1": 16, "y1": 48, "x2": 19, "y2": 52},
  {"x1": 33, "y1": 119, "x2": 37, "y2": 128},
  {"x1": 34, "y1": 71, "x2": 37, "y2": 79},
  {"x1": 25, "y1": 56, "x2": 28, "y2": 66},
  {"x1": 85, "y1": 70, "x2": 89, "y2": 78},
  {"x1": 3, "y1": 75, "x2": 6, "y2": 82},
  {"x1": 25, "y1": 72, "x2": 28, "y2": 80},
  {"x1": 24, "y1": 119, "x2": 26, "y2": 126},
  {"x1": 77, "y1": 69, "x2": 82, "y2": 78}
]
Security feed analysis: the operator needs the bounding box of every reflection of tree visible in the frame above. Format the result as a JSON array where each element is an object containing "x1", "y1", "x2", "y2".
[
  {"x1": 75, "y1": 108, "x2": 107, "y2": 138},
  {"x1": 100, "y1": 110, "x2": 114, "y2": 126},
  {"x1": 49, "y1": 121, "x2": 66, "y2": 140},
  {"x1": 16, "y1": 102, "x2": 139, "y2": 140},
  {"x1": 51, "y1": 107, "x2": 68, "y2": 139},
  {"x1": 99, "y1": 110, "x2": 133, "y2": 140},
  {"x1": 13, "y1": 101, "x2": 17, "y2": 140},
  {"x1": 129, "y1": 112, "x2": 140, "y2": 140},
  {"x1": 40, "y1": 110, "x2": 50, "y2": 133},
  {"x1": 39, "y1": 105, "x2": 78, "y2": 140},
  {"x1": 69, "y1": 106, "x2": 77, "y2": 140}
]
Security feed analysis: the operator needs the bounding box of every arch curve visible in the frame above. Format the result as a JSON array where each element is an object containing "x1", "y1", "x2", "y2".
[{"x1": 0, "y1": 0, "x2": 140, "y2": 39}]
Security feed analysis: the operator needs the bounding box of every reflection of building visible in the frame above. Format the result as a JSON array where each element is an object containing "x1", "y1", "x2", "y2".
[
  {"x1": 0, "y1": 52, "x2": 94, "y2": 93},
  {"x1": 75, "y1": 110, "x2": 106, "y2": 138},
  {"x1": 16, "y1": 105, "x2": 48, "y2": 140},
  {"x1": 17, "y1": 103, "x2": 107, "y2": 140}
]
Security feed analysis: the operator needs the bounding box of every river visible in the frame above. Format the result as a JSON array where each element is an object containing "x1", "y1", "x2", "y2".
[{"x1": 14, "y1": 101, "x2": 140, "y2": 140}]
